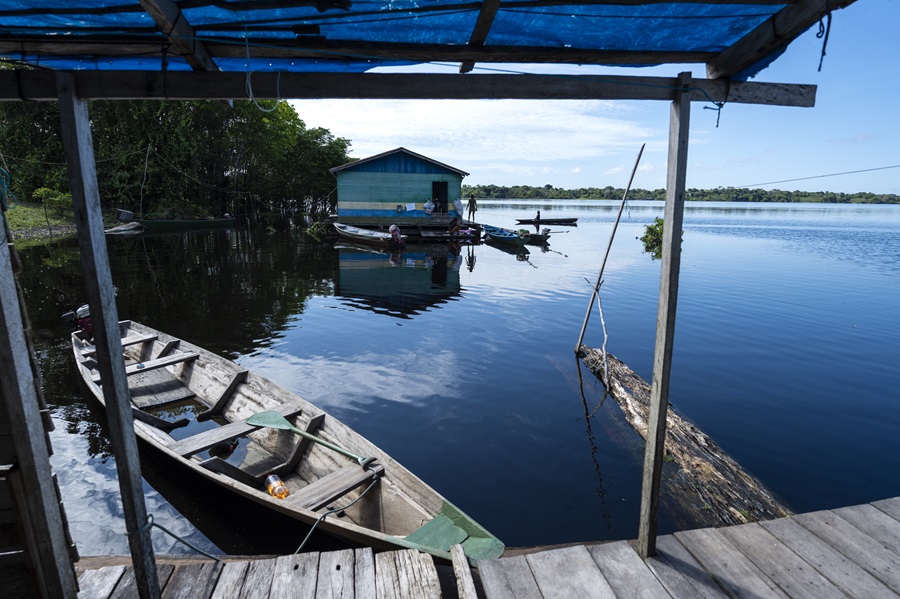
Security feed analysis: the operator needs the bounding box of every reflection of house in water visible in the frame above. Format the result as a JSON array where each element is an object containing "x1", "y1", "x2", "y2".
[{"x1": 335, "y1": 243, "x2": 462, "y2": 318}]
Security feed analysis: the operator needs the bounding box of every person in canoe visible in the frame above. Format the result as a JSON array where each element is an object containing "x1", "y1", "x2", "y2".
[{"x1": 535, "y1": 210, "x2": 541, "y2": 221}]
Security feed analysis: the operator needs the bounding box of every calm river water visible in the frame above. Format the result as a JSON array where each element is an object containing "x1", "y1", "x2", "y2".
[{"x1": 16, "y1": 200, "x2": 900, "y2": 556}]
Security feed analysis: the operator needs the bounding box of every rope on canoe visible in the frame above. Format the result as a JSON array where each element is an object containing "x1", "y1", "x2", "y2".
[
  {"x1": 294, "y1": 471, "x2": 381, "y2": 554},
  {"x1": 125, "y1": 513, "x2": 223, "y2": 562}
]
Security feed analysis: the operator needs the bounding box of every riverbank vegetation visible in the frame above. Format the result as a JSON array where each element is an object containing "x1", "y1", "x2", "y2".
[
  {"x1": 463, "y1": 184, "x2": 900, "y2": 204},
  {"x1": 0, "y1": 99, "x2": 351, "y2": 221}
]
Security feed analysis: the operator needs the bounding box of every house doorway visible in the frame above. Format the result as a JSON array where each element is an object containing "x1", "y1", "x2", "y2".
[{"x1": 432, "y1": 181, "x2": 448, "y2": 214}]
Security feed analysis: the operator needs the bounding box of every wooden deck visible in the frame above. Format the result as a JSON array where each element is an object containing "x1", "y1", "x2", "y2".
[
  {"x1": 76, "y1": 547, "x2": 456, "y2": 598},
  {"x1": 76, "y1": 496, "x2": 900, "y2": 598},
  {"x1": 480, "y1": 496, "x2": 900, "y2": 598}
]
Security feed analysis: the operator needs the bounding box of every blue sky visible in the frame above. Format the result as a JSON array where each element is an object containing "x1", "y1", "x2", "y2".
[{"x1": 291, "y1": 1, "x2": 899, "y2": 194}]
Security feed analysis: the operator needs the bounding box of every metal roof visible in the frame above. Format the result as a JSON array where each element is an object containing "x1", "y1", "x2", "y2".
[
  {"x1": 330, "y1": 147, "x2": 469, "y2": 177},
  {"x1": 0, "y1": 0, "x2": 855, "y2": 81}
]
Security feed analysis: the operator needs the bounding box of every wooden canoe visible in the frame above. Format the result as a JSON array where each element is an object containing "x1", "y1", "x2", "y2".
[
  {"x1": 71, "y1": 321, "x2": 504, "y2": 562},
  {"x1": 334, "y1": 222, "x2": 406, "y2": 246},
  {"x1": 515, "y1": 217, "x2": 578, "y2": 226},
  {"x1": 481, "y1": 224, "x2": 528, "y2": 246}
]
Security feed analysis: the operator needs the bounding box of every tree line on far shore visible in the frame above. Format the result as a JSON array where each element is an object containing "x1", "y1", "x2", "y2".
[
  {"x1": 0, "y1": 98, "x2": 351, "y2": 220},
  {"x1": 462, "y1": 184, "x2": 899, "y2": 204}
]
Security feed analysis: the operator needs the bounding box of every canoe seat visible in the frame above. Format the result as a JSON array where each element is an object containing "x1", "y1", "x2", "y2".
[
  {"x1": 198, "y1": 413, "x2": 326, "y2": 487},
  {"x1": 91, "y1": 351, "x2": 199, "y2": 383},
  {"x1": 286, "y1": 463, "x2": 384, "y2": 511},
  {"x1": 80, "y1": 333, "x2": 158, "y2": 358},
  {"x1": 167, "y1": 402, "x2": 303, "y2": 458}
]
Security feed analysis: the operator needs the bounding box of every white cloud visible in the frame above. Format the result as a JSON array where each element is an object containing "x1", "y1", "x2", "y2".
[{"x1": 290, "y1": 98, "x2": 660, "y2": 186}]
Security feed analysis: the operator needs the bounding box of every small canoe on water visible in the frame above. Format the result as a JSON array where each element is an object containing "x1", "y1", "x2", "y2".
[
  {"x1": 482, "y1": 224, "x2": 529, "y2": 246},
  {"x1": 334, "y1": 223, "x2": 406, "y2": 247},
  {"x1": 515, "y1": 217, "x2": 578, "y2": 226},
  {"x1": 71, "y1": 321, "x2": 504, "y2": 562}
]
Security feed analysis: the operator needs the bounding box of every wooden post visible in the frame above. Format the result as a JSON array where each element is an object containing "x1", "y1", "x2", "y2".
[
  {"x1": 637, "y1": 71, "x2": 691, "y2": 559},
  {"x1": 56, "y1": 72, "x2": 160, "y2": 597},
  {"x1": 0, "y1": 234, "x2": 79, "y2": 597}
]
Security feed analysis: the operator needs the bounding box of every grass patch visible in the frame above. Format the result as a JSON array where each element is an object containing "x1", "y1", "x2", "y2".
[{"x1": 3, "y1": 201, "x2": 74, "y2": 231}]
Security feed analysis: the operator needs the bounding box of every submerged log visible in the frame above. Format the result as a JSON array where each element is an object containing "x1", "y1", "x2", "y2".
[{"x1": 579, "y1": 346, "x2": 793, "y2": 527}]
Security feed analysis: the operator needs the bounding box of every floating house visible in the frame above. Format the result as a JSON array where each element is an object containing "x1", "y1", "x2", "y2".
[{"x1": 330, "y1": 148, "x2": 469, "y2": 227}]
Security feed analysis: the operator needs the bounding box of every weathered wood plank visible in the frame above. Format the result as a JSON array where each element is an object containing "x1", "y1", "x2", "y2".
[
  {"x1": 834, "y1": 503, "x2": 900, "y2": 556},
  {"x1": 872, "y1": 496, "x2": 900, "y2": 523},
  {"x1": 160, "y1": 561, "x2": 223, "y2": 599},
  {"x1": 80, "y1": 333, "x2": 157, "y2": 357},
  {"x1": 760, "y1": 516, "x2": 895, "y2": 598},
  {"x1": 91, "y1": 351, "x2": 198, "y2": 382},
  {"x1": 238, "y1": 558, "x2": 277, "y2": 599},
  {"x1": 375, "y1": 549, "x2": 441, "y2": 599},
  {"x1": 478, "y1": 555, "x2": 541, "y2": 599},
  {"x1": 130, "y1": 368, "x2": 195, "y2": 409},
  {"x1": 77, "y1": 565, "x2": 126, "y2": 598},
  {"x1": 719, "y1": 522, "x2": 848, "y2": 599},
  {"x1": 210, "y1": 561, "x2": 250, "y2": 598},
  {"x1": 638, "y1": 71, "x2": 691, "y2": 559},
  {"x1": 792, "y1": 510, "x2": 900, "y2": 593},
  {"x1": 0, "y1": 71, "x2": 818, "y2": 107},
  {"x1": 450, "y1": 544, "x2": 478, "y2": 599},
  {"x1": 110, "y1": 563, "x2": 176, "y2": 599},
  {"x1": 526, "y1": 545, "x2": 616, "y2": 598},
  {"x1": 647, "y1": 535, "x2": 729, "y2": 599},
  {"x1": 286, "y1": 464, "x2": 383, "y2": 511},
  {"x1": 270, "y1": 553, "x2": 319, "y2": 599},
  {"x1": 588, "y1": 541, "x2": 671, "y2": 598},
  {"x1": 673, "y1": 528, "x2": 788, "y2": 598},
  {"x1": 354, "y1": 548, "x2": 376, "y2": 599},
  {"x1": 167, "y1": 402, "x2": 302, "y2": 457},
  {"x1": 59, "y1": 70, "x2": 156, "y2": 598},
  {"x1": 196, "y1": 370, "x2": 249, "y2": 421},
  {"x1": 317, "y1": 549, "x2": 356, "y2": 598}
]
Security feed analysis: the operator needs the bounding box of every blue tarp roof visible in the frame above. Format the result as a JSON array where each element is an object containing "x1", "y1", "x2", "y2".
[{"x1": 0, "y1": 1, "x2": 847, "y2": 80}]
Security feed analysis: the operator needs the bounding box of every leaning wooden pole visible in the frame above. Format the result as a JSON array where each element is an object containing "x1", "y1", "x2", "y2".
[
  {"x1": 637, "y1": 71, "x2": 691, "y2": 559},
  {"x1": 56, "y1": 73, "x2": 160, "y2": 597},
  {"x1": 574, "y1": 143, "x2": 645, "y2": 353}
]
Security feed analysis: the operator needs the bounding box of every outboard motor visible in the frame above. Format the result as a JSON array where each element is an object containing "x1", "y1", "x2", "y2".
[{"x1": 62, "y1": 304, "x2": 93, "y2": 336}]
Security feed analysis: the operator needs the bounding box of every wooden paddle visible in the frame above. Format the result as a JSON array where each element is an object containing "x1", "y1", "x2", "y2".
[{"x1": 246, "y1": 411, "x2": 376, "y2": 468}]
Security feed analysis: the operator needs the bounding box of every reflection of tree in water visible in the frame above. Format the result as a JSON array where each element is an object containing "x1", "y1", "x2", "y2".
[
  {"x1": 16, "y1": 227, "x2": 340, "y2": 360},
  {"x1": 54, "y1": 402, "x2": 115, "y2": 462}
]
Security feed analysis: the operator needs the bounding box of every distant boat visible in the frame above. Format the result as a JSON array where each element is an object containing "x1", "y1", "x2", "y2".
[
  {"x1": 334, "y1": 222, "x2": 406, "y2": 247},
  {"x1": 515, "y1": 217, "x2": 578, "y2": 226},
  {"x1": 134, "y1": 217, "x2": 236, "y2": 232}
]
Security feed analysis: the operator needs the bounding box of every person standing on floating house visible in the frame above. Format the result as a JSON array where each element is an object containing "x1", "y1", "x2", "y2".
[{"x1": 466, "y1": 194, "x2": 478, "y2": 223}]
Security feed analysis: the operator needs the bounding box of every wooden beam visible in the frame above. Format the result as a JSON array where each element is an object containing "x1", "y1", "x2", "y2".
[
  {"x1": 707, "y1": 0, "x2": 857, "y2": 79},
  {"x1": 138, "y1": 0, "x2": 218, "y2": 72},
  {"x1": 0, "y1": 225, "x2": 78, "y2": 598},
  {"x1": 460, "y1": 0, "x2": 501, "y2": 74},
  {"x1": 55, "y1": 72, "x2": 160, "y2": 598},
  {"x1": 0, "y1": 71, "x2": 816, "y2": 107},
  {"x1": 637, "y1": 71, "x2": 691, "y2": 559},
  {"x1": 0, "y1": 37, "x2": 716, "y2": 67}
]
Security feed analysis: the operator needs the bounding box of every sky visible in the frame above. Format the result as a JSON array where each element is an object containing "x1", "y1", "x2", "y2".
[{"x1": 290, "y1": 0, "x2": 900, "y2": 195}]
